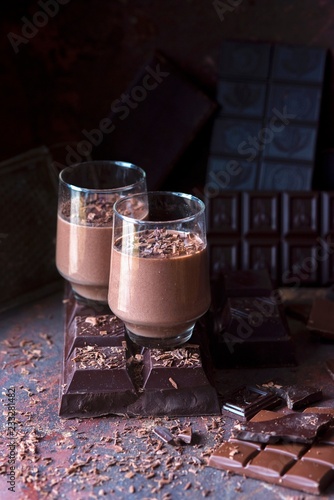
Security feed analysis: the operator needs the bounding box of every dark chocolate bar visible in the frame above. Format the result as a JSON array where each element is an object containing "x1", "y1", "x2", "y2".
[
  {"x1": 207, "y1": 191, "x2": 334, "y2": 287},
  {"x1": 59, "y1": 290, "x2": 221, "y2": 418},
  {"x1": 207, "y1": 41, "x2": 327, "y2": 192},
  {"x1": 209, "y1": 270, "x2": 296, "y2": 368},
  {"x1": 208, "y1": 411, "x2": 334, "y2": 495},
  {"x1": 221, "y1": 385, "x2": 282, "y2": 421},
  {"x1": 231, "y1": 412, "x2": 333, "y2": 444},
  {"x1": 208, "y1": 438, "x2": 334, "y2": 495}
]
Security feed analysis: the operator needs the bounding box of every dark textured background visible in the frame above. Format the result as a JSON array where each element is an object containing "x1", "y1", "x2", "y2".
[{"x1": 1, "y1": 0, "x2": 334, "y2": 188}]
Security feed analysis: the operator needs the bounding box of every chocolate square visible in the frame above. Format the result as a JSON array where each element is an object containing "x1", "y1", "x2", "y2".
[
  {"x1": 210, "y1": 118, "x2": 263, "y2": 157},
  {"x1": 266, "y1": 83, "x2": 322, "y2": 123},
  {"x1": 218, "y1": 40, "x2": 272, "y2": 80},
  {"x1": 282, "y1": 239, "x2": 322, "y2": 285},
  {"x1": 263, "y1": 124, "x2": 317, "y2": 162},
  {"x1": 242, "y1": 192, "x2": 280, "y2": 235},
  {"x1": 206, "y1": 156, "x2": 258, "y2": 191},
  {"x1": 258, "y1": 162, "x2": 314, "y2": 190},
  {"x1": 271, "y1": 44, "x2": 327, "y2": 83},
  {"x1": 282, "y1": 192, "x2": 320, "y2": 236},
  {"x1": 217, "y1": 80, "x2": 267, "y2": 117},
  {"x1": 206, "y1": 192, "x2": 240, "y2": 234},
  {"x1": 242, "y1": 238, "x2": 280, "y2": 281},
  {"x1": 208, "y1": 238, "x2": 240, "y2": 277}
]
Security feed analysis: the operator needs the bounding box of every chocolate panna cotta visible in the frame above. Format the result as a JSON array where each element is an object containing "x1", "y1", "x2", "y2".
[{"x1": 108, "y1": 227, "x2": 211, "y2": 340}]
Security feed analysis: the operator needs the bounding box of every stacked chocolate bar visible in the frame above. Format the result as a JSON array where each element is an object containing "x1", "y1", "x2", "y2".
[{"x1": 59, "y1": 290, "x2": 221, "y2": 418}]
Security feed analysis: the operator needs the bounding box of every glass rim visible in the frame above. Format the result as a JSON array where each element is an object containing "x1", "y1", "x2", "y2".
[
  {"x1": 59, "y1": 160, "x2": 146, "y2": 193},
  {"x1": 114, "y1": 190, "x2": 206, "y2": 225}
]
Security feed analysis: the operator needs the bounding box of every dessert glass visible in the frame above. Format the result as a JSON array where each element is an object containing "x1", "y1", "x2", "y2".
[
  {"x1": 56, "y1": 160, "x2": 147, "y2": 304},
  {"x1": 108, "y1": 191, "x2": 211, "y2": 348}
]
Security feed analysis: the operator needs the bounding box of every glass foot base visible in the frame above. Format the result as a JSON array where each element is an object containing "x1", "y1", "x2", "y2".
[{"x1": 126, "y1": 325, "x2": 194, "y2": 350}]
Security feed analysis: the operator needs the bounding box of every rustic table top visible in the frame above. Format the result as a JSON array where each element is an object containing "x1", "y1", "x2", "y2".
[{"x1": 1, "y1": 287, "x2": 334, "y2": 499}]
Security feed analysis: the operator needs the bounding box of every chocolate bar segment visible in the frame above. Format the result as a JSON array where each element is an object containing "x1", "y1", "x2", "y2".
[
  {"x1": 208, "y1": 411, "x2": 334, "y2": 495},
  {"x1": 59, "y1": 290, "x2": 221, "y2": 418},
  {"x1": 65, "y1": 345, "x2": 134, "y2": 393}
]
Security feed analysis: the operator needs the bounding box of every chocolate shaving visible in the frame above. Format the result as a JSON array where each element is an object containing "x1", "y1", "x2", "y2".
[{"x1": 115, "y1": 228, "x2": 205, "y2": 258}]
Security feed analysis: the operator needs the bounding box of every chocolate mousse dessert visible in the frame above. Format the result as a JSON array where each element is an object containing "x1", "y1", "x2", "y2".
[
  {"x1": 57, "y1": 195, "x2": 147, "y2": 303},
  {"x1": 56, "y1": 196, "x2": 117, "y2": 303},
  {"x1": 108, "y1": 228, "x2": 211, "y2": 346}
]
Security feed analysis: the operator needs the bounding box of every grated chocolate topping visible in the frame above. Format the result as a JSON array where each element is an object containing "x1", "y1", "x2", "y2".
[
  {"x1": 115, "y1": 228, "x2": 205, "y2": 258},
  {"x1": 60, "y1": 196, "x2": 146, "y2": 226}
]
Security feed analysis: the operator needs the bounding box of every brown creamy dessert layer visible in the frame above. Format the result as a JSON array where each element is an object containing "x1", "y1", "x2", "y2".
[
  {"x1": 56, "y1": 215, "x2": 112, "y2": 302},
  {"x1": 56, "y1": 197, "x2": 146, "y2": 302},
  {"x1": 108, "y1": 229, "x2": 211, "y2": 338}
]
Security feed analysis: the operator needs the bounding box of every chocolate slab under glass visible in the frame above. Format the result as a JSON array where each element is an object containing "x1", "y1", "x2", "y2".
[{"x1": 59, "y1": 288, "x2": 221, "y2": 418}]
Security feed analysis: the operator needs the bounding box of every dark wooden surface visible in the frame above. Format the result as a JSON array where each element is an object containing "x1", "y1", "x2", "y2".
[{"x1": 1, "y1": 287, "x2": 334, "y2": 499}]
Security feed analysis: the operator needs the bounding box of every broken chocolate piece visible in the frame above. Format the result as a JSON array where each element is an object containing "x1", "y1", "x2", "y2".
[
  {"x1": 177, "y1": 426, "x2": 193, "y2": 444},
  {"x1": 221, "y1": 385, "x2": 281, "y2": 421},
  {"x1": 153, "y1": 426, "x2": 175, "y2": 444},
  {"x1": 232, "y1": 413, "x2": 333, "y2": 444},
  {"x1": 303, "y1": 407, "x2": 334, "y2": 418},
  {"x1": 307, "y1": 298, "x2": 334, "y2": 339},
  {"x1": 262, "y1": 382, "x2": 323, "y2": 410}
]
